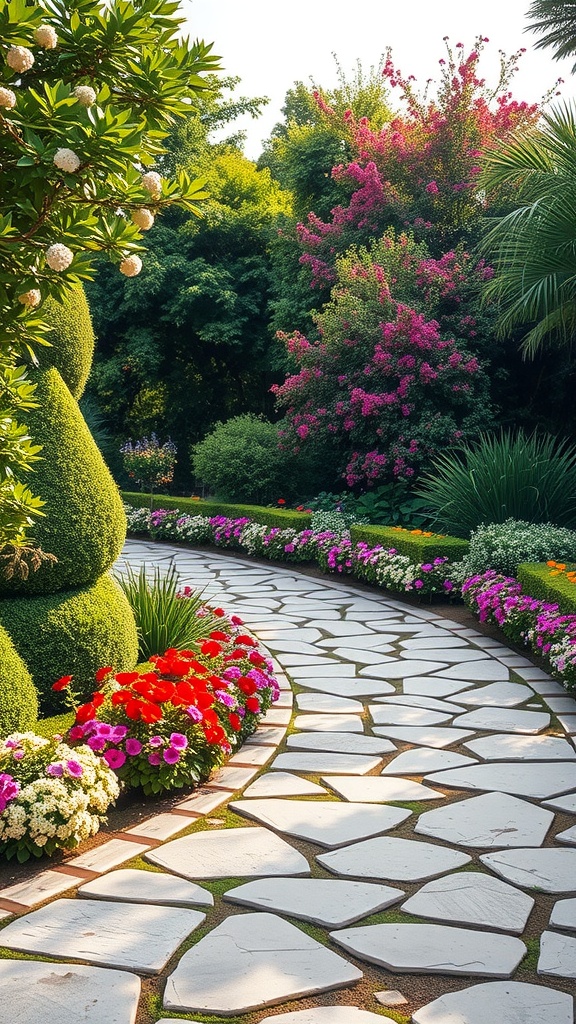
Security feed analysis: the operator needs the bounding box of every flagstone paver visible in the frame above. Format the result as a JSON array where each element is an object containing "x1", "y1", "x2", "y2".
[
  {"x1": 415, "y1": 792, "x2": 554, "y2": 848},
  {"x1": 223, "y1": 877, "x2": 405, "y2": 927},
  {"x1": 258, "y1": 1009, "x2": 390, "y2": 1023},
  {"x1": 317, "y1": 836, "x2": 471, "y2": 881},
  {"x1": 322, "y1": 774, "x2": 444, "y2": 803},
  {"x1": 381, "y1": 747, "x2": 477, "y2": 774},
  {"x1": 147, "y1": 826, "x2": 311, "y2": 879},
  {"x1": 369, "y1": 704, "x2": 454, "y2": 726},
  {"x1": 242, "y1": 771, "x2": 328, "y2": 797},
  {"x1": 0, "y1": 960, "x2": 141, "y2": 1024},
  {"x1": 480, "y1": 849, "x2": 576, "y2": 892},
  {"x1": 78, "y1": 868, "x2": 214, "y2": 907},
  {"x1": 538, "y1": 930, "x2": 576, "y2": 978},
  {"x1": 271, "y1": 752, "x2": 381, "y2": 773},
  {"x1": 464, "y1": 733, "x2": 576, "y2": 761},
  {"x1": 401, "y1": 871, "x2": 534, "y2": 933},
  {"x1": 286, "y1": 731, "x2": 396, "y2": 754},
  {"x1": 451, "y1": 707, "x2": 550, "y2": 733},
  {"x1": 412, "y1": 981, "x2": 574, "y2": 1024},
  {"x1": 229, "y1": 798, "x2": 411, "y2": 847},
  {"x1": 372, "y1": 725, "x2": 476, "y2": 747},
  {"x1": 550, "y1": 897, "x2": 576, "y2": 930},
  {"x1": 424, "y1": 761, "x2": 576, "y2": 799}
]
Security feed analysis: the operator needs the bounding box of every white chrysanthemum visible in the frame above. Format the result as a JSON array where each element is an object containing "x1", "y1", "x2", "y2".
[
  {"x1": 0, "y1": 87, "x2": 16, "y2": 110},
  {"x1": 46, "y1": 243, "x2": 73, "y2": 271},
  {"x1": 53, "y1": 147, "x2": 81, "y2": 173},
  {"x1": 74, "y1": 84, "x2": 96, "y2": 107},
  {"x1": 6, "y1": 45, "x2": 34, "y2": 73},
  {"x1": 17, "y1": 288, "x2": 41, "y2": 308},
  {"x1": 34, "y1": 24, "x2": 58, "y2": 49},
  {"x1": 131, "y1": 207, "x2": 154, "y2": 230},
  {"x1": 141, "y1": 170, "x2": 162, "y2": 198},
  {"x1": 119, "y1": 254, "x2": 142, "y2": 277}
]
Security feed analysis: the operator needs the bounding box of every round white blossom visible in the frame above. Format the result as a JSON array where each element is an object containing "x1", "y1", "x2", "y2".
[
  {"x1": 34, "y1": 24, "x2": 58, "y2": 49},
  {"x1": 17, "y1": 289, "x2": 41, "y2": 308},
  {"x1": 74, "y1": 84, "x2": 96, "y2": 107},
  {"x1": 53, "y1": 147, "x2": 81, "y2": 173},
  {"x1": 6, "y1": 46, "x2": 34, "y2": 73},
  {"x1": 141, "y1": 170, "x2": 162, "y2": 198},
  {"x1": 46, "y1": 243, "x2": 73, "y2": 271},
  {"x1": 0, "y1": 87, "x2": 16, "y2": 110},
  {"x1": 119, "y1": 254, "x2": 142, "y2": 277},
  {"x1": 131, "y1": 207, "x2": 154, "y2": 230}
]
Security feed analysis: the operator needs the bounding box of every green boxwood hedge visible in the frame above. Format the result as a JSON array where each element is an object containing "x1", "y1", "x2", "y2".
[
  {"x1": 38, "y1": 286, "x2": 95, "y2": 400},
  {"x1": 517, "y1": 562, "x2": 576, "y2": 616},
  {"x1": 350, "y1": 524, "x2": 469, "y2": 562},
  {"x1": 121, "y1": 492, "x2": 313, "y2": 531},
  {"x1": 0, "y1": 624, "x2": 38, "y2": 735}
]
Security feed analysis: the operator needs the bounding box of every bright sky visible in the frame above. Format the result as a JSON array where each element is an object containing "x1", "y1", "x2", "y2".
[{"x1": 185, "y1": 0, "x2": 576, "y2": 160}]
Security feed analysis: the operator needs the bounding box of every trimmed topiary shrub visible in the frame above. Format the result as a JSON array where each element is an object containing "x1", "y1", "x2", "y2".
[
  {"x1": 350, "y1": 523, "x2": 469, "y2": 562},
  {"x1": 0, "y1": 574, "x2": 138, "y2": 715},
  {"x1": 0, "y1": 624, "x2": 38, "y2": 734},
  {"x1": 0, "y1": 368, "x2": 127, "y2": 595},
  {"x1": 37, "y1": 287, "x2": 95, "y2": 400},
  {"x1": 517, "y1": 562, "x2": 576, "y2": 616},
  {"x1": 192, "y1": 414, "x2": 293, "y2": 505}
]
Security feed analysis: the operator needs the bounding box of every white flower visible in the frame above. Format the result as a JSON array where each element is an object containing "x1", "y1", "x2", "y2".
[
  {"x1": 17, "y1": 288, "x2": 41, "y2": 308},
  {"x1": 119, "y1": 254, "x2": 142, "y2": 277},
  {"x1": 74, "y1": 84, "x2": 96, "y2": 107},
  {"x1": 6, "y1": 46, "x2": 34, "y2": 73},
  {"x1": 141, "y1": 170, "x2": 162, "y2": 198},
  {"x1": 53, "y1": 147, "x2": 81, "y2": 173},
  {"x1": 0, "y1": 87, "x2": 16, "y2": 109},
  {"x1": 45, "y1": 243, "x2": 73, "y2": 271},
  {"x1": 34, "y1": 24, "x2": 58, "y2": 49},
  {"x1": 131, "y1": 207, "x2": 154, "y2": 230}
]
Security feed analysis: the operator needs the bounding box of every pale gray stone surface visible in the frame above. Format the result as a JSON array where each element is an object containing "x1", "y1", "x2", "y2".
[
  {"x1": 229, "y1": 798, "x2": 411, "y2": 848},
  {"x1": 556, "y1": 825, "x2": 576, "y2": 845},
  {"x1": 330, "y1": 922, "x2": 525, "y2": 977},
  {"x1": 401, "y1": 636, "x2": 468, "y2": 649},
  {"x1": 464, "y1": 734, "x2": 576, "y2": 761},
  {"x1": 296, "y1": 693, "x2": 364, "y2": 713},
  {"x1": 543, "y1": 793, "x2": 576, "y2": 814},
  {"x1": 550, "y1": 897, "x2": 576, "y2": 930},
  {"x1": 452, "y1": 707, "x2": 550, "y2": 733},
  {"x1": 453, "y1": 682, "x2": 532, "y2": 707},
  {"x1": 318, "y1": 836, "x2": 471, "y2": 882},
  {"x1": 323, "y1": 774, "x2": 444, "y2": 803},
  {"x1": 287, "y1": 732, "x2": 396, "y2": 755},
  {"x1": 374, "y1": 990, "x2": 408, "y2": 1007},
  {"x1": 79, "y1": 868, "x2": 214, "y2": 907},
  {"x1": 425, "y1": 761, "x2": 576, "y2": 799},
  {"x1": 369, "y1": 704, "x2": 453, "y2": 726},
  {"x1": 372, "y1": 726, "x2": 476, "y2": 748},
  {"x1": 296, "y1": 678, "x2": 396, "y2": 697},
  {"x1": 434, "y1": 662, "x2": 509, "y2": 681},
  {"x1": 400, "y1": 648, "x2": 489, "y2": 663},
  {"x1": 271, "y1": 752, "x2": 382, "y2": 774},
  {"x1": 259, "y1": 1009, "x2": 391, "y2": 1023},
  {"x1": 481, "y1": 849, "x2": 576, "y2": 892},
  {"x1": 415, "y1": 792, "x2": 554, "y2": 848},
  {"x1": 242, "y1": 772, "x2": 327, "y2": 798},
  {"x1": 223, "y1": 877, "x2": 405, "y2": 927},
  {"x1": 147, "y1": 826, "x2": 310, "y2": 879},
  {"x1": 374, "y1": 694, "x2": 468, "y2": 714},
  {"x1": 0, "y1": 897, "x2": 204, "y2": 974},
  {"x1": 538, "y1": 930, "x2": 576, "y2": 978},
  {"x1": 403, "y1": 677, "x2": 473, "y2": 697},
  {"x1": 382, "y1": 748, "x2": 477, "y2": 775},
  {"x1": 359, "y1": 660, "x2": 448, "y2": 678},
  {"x1": 401, "y1": 872, "x2": 535, "y2": 933},
  {"x1": 0, "y1": 960, "x2": 141, "y2": 1024},
  {"x1": 163, "y1": 912, "x2": 362, "y2": 1015},
  {"x1": 292, "y1": 714, "x2": 364, "y2": 733},
  {"x1": 412, "y1": 981, "x2": 574, "y2": 1024}
]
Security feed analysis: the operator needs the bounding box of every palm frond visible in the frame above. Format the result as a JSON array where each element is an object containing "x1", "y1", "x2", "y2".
[{"x1": 525, "y1": 2, "x2": 576, "y2": 72}]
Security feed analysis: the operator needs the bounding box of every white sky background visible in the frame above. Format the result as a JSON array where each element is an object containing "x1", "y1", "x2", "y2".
[{"x1": 184, "y1": 0, "x2": 576, "y2": 160}]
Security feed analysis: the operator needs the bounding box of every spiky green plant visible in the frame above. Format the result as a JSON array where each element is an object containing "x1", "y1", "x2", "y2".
[
  {"x1": 526, "y1": 2, "x2": 576, "y2": 71},
  {"x1": 115, "y1": 563, "x2": 221, "y2": 660},
  {"x1": 416, "y1": 429, "x2": 576, "y2": 537}
]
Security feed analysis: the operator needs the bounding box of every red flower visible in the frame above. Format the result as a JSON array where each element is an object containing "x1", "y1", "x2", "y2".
[
  {"x1": 114, "y1": 671, "x2": 140, "y2": 686},
  {"x1": 228, "y1": 712, "x2": 242, "y2": 731},
  {"x1": 277, "y1": 498, "x2": 286, "y2": 505},
  {"x1": 246, "y1": 696, "x2": 260, "y2": 713},
  {"x1": 200, "y1": 640, "x2": 222, "y2": 659},
  {"x1": 248, "y1": 651, "x2": 266, "y2": 666},
  {"x1": 213, "y1": 607, "x2": 226, "y2": 617},
  {"x1": 230, "y1": 615, "x2": 244, "y2": 626},
  {"x1": 111, "y1": 689, "x2": 133, "y2": 706},
  {"x1": 94, "y1": 666, "x2": 113, "y2": 683},
  {"x1": 75, "y1": 702, "x2": 96, "y2": 723},
  {"x1": 238, "y1": 676, "x2": 257, "y2": 696},
  {"x1": 91, "y1": 692, "x2": 105, "y2": 708},
  {"x1": 52, "y1": 674, "x2": 73, "y2": 692},
  {"x1": 209, "y1": 630, "x2": 230, "y2": 642}
]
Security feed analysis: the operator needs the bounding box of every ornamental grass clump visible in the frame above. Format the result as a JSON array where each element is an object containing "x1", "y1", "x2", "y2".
[{"x1": 0, "y1": 732, "x2": 120, "y2": 861}]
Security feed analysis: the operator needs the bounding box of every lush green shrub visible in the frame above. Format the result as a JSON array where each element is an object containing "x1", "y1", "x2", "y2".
[
  {"x1": 0, "y1": 369, "x2": 127, "y2": 595},
  {"x1": 417, "y1": 430, "x2": 576, "y2": 538},
  {"x1": 122, "y1": 491, "x2": 312, "y2": 530},
  {"x1": 38, "y1": 287, "x2": 95, "y2": 400},
  {"x1": 0, "y1": 574, "x2": 138, "y2": 715},
  {"x1": 0, "y1": 625, "x2": 38, "y2": 735},
  {"x1": 517, "y1": 562, "x2": 576, "y2": 615},
  {"x1": 192, "y1": 414, "x2": 293, "y2": 505},
  {"x1": 350, "y1": 523, "x2": 469, "y2": 562},
  {"x1": 464, "y1": 519, "x2": 576, "y2": 576}
]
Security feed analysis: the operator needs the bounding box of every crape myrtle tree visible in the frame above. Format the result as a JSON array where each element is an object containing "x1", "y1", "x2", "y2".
[{"x1": 0, "y1": 0, "x2": 219, "y2": 566}]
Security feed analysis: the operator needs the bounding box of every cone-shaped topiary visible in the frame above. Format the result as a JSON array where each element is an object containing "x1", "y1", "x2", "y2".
[
  {"x1": 37, "y1": 287, "x2": 95, "y2": 400},
  {"x1": 0, "y1": 574, "x2": 138, "y2": 715},
  {"x1": 0, "y1": 367, "x2": 127, "y2": 595},
  {"x1": 0, "y1": 623, "x2": 38, "y2": 733}
]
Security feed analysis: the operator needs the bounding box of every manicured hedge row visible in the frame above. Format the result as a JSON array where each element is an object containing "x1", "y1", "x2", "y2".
[
  {"x1": 121, "y1": 492, "x2": 312, "y2": 531},
  {"x1": 517, "y1": 562, "x2": 576, "y2": 616},
  {"x1": 350, "y1": 524, "x2": 469, "y2": 562}
]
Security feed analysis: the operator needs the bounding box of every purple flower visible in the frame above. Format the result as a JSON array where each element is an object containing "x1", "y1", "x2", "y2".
[
  {"x1": 169, "y1": 733, "x2": 188, "y2": 750},
  {"x1": 125, "y1": 738, "x2": 142, "y2": 756},
  {"x1": 216, "y1": 689, "x2": 236, "y2": 708},
  {"x1": 104, "y1": 749, "x2": 126, "y2": 769},
  {"x1": 12, "y1": 749, "x2": 24, "y2": 761},
  {"x1": 0, "y1": 772, "x2": 20, "y2": 813},
  {"x1": 148, "y1": 751, "x2": 161, "y2": 766},
  {"x1": 87, "y1": 736, "x2": 106, "y2": 752},
  {"x1": 184, "y1": 705, "x2": 203, "y2": 723},
  {"x1": 163, "y1": 747, "x2": 180, "y2": 764},
  {"x1": 66, "y1": 760, "x2": 83, "y2": 778},
  {"x1": 110, "y1": 725, "x2": 129, "y2": 743},
  {"x1": 149, "y1": 735, "x2": 164, "y2": 747},
  {"x1": 46, "y1": 763, "x2": 64, "y2": 777}
]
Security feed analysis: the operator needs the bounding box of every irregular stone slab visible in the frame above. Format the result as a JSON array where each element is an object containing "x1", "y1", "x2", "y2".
[
  {"x1": 79, "y1": 868, "x2": 213, "y2": 907},
  {"x1": 330, "y1": 922, "x2": 525, "y2": 977},
  {"x1": 331, "y1": 646, "x2": 395, "y2": 663},
  {"x1": 400, "y1": 648, "x2": 489, "y2": 663},
  {"x1": 382, "y1": 748, "x2": 477, "y2": 775},
  {"x1": 543, "y1": 793, "x2": 576, "y2": 814},
  {"x1": 412, "y1": 981, "x2": 574, "y2": 1024},
  {"x1": 481, "y1": 849, "x2": 576, "y2": 892},
  {"x1": 323, "y1": 775, "x2": 444, "y2": 803},
  {"x1": 416, "y1": 792, "x2": 554, "y2": 848},
  {"x1": 434, "y1": 662, "x2": 509, "y2": 681},
  {"x1": 453, "y1": 682, "x2": 532, "y2": 707},
  {"x1": 538, "y1": 930, "x2": 576, "y2": 978},
  {"x1": 163, "y1": 912, "x2": 362, "y2": 1015},
  {"x1": 557, "y1": 825, "x2": 576, "y2": 845},
  {"x1": 271, "y1": 753, "x2": 381, "y2": 775},
  {"x1": 369, "y1": 704, "x2": 453, "y2": 727},
  {"x1": 243, "y1": 772, "x2": 327, "y2": 798},
  {"x1": 373, "y1": 726, "x2": 475, "y2": 748},
  {"x1": 425, "y1": 762, "x2": 576, "y2": 799},
  {"x1": 296, "y1": 693, "x2": 364, "y2": 713},
  {"x1": 224, "y1": 877, "x2": 405, "y2": 927},
  {"x1": 452, "y1": 707, "x2": 550, "y2": 734},
  {"x1": 318, "y1": 836, "x2": 471, "y2": 882},
  {"x1": 375, "y1": 990, "x2": 408, "y2": 1007},
  {"x1": 0, "y1": 960, "x2": 141, "y2": 1024},
  {"x1": 287, "y1": 732, "x2": 396, "y2": 755},
  {"x1": 557, "y1": 714, "x2": 576, "y2": 734},
  {"x1": 289, "y1": 663, "x2": 356, "y2": 678},
  {"x1": 359, "y1": 661, "x2": 448, "y2": 678},
  {"x1": 403, "y1": 677, "x2": 473, "y2": 697},
  {"x1": 550, "y1": 897, "x2": 576, "y2": 930},
  {"x1": 401, "y1": 636, "x2": 469, "y2": 649},
  {"x1": 465, "y1": 734, "x2": 576, "y2": 761},
  {"x1": 0, "y1": 897, "x2": 204, "y2": 974},
  {"x1": 259, "y1": 1008, "x2": 391, "y2": 1023},
  {"x1": 147, "y1": 826, "x2": 310, "y2": 879},
  {"x1": 320, "y1": 633, "x2": 396, "y2": 648},
  {"x1": 375, "y1": 693, "x2": 468, "y2": 714},
  {"x1": 296, "y1": 678, "x2": 396, "y2": 697},
  {"x1": 229, "y1": 798, "x2": 411, "y2": 848},
  {"x1": 401, "y1": 872, "x2": 534, "y2": 933},
  {"x1": 293, "y1": 714, "x2": 364, "y2": 733}
]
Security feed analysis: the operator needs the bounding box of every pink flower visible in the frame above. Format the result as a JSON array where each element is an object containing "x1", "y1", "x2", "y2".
[
  {"x1": 125, "y1": 738, "x2": 142, "y2": 756},
  {"x1": 149, "y1": 735, "x2": 164, "y2": 747},
  {"x1": 169, "y1": 733, "x2": 188, "y2": 750},
  {"x1": 148, "y1": 751, "x2": 162, "y2": 766},
  {"x1": 46, "y1": 763, "x2": 64, "y2": 777},
  {"x1": 104, "y1": 749, "x2": 126, "y2": 769},
  {"x1": 66, "y1": 760, "x2": 83, "y2": 778},
  {"x1": 426, "y1": 181, "x2": 439, "y2": 195},
  {"x1": 163, "y1": 747, "x2": 180, "y2": 764}
]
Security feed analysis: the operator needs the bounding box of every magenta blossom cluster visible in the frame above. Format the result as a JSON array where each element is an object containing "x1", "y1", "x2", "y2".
[{"x1": 0, "y1": 773, "x2": 19, "y2": 812}]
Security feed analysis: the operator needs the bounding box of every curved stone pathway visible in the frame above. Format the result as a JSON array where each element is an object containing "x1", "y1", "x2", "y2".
[{"x1": 0, "y1": 537, "x2": 575, "y2": 1024}]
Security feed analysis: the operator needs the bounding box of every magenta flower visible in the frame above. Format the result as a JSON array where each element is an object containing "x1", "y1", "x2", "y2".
[
  {"x1": 104, "y1": 749, "x2": 126, "y2": 769},
  {"x1": 68, "y1": 725, "x2": 85, "y2": 741},
  {"x1": 66, "y1": 760, "x2": 83, "y2": 778},
  {"x1": 149, "y1": 735, "x2": 164, "y2": 747},
  {"x1": 125, "y1": 738, "x2": 142, "y2": 756},
  {"x1": 110, "y1": 725, "x2": 128, "y2": 742},
  {"x1": 148, "y1": 751, "x2": 161, "y2": 766},
  {"x1": 46, "y1": 763, "x2": 64, "y2": 777},
  {"x1": 169, "y1": 733, "x2": 188, "y2": 750},
  {"x1": 163, "y1": 747, "x2": 180, "y2": 764},
  {"x1": 0, "y1": 773, "x2": 19, "y2": 812}
]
